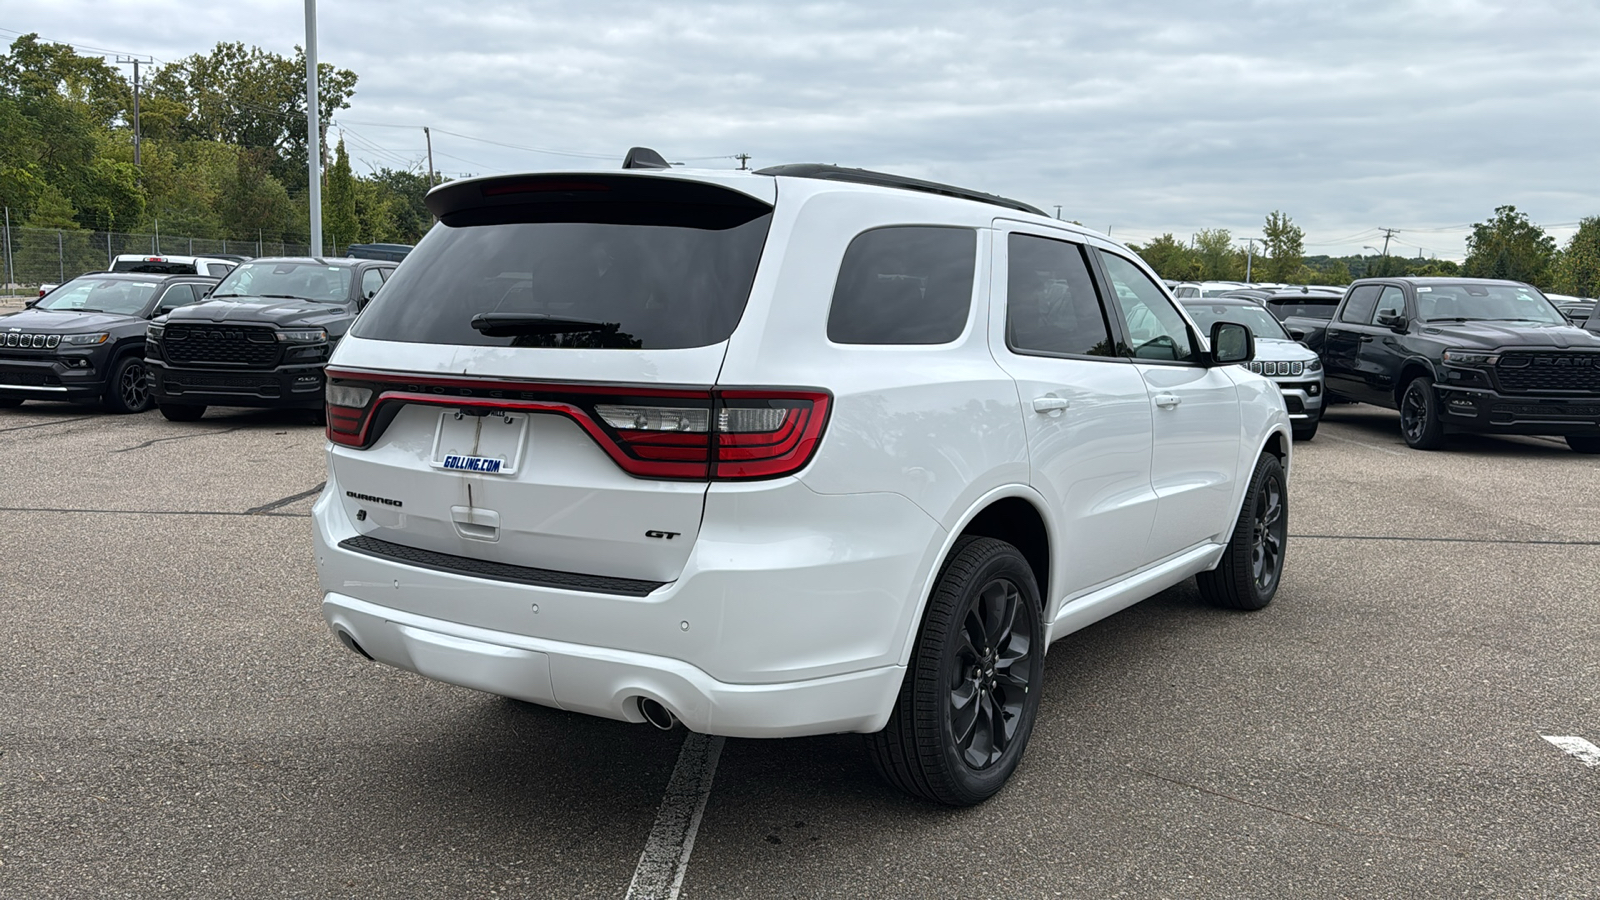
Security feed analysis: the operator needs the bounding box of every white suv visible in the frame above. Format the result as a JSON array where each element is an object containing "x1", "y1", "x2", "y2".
[{"x1": 312, "y1": 157, "x2": 1292, "y2": 806}]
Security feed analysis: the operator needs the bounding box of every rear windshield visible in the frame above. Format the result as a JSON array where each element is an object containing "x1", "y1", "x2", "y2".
[
  {"x1": 353, "y1": 199, "x2": 773, "y2": 350},
  {"x1": 111, "y1": 260, "x2": 198, "y2": 275},
  {"x1": 1268, "y1": 299, "x2": 1338, "y2": 320}
]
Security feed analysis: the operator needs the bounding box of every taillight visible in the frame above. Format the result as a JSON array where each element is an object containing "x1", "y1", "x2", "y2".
[{"x1": 324, "y1": 370, "x2": 830, "y2": 481}]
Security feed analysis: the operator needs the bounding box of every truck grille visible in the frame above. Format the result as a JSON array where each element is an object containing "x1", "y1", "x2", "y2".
[
  {"x1": 1495, "y1": 352, "x2": 1600, "y2": 393},
  {"x1": 163, "y1": 372, "x2": 281, "y2": 396},
  {"x1": 163, "y1": 325, "x2": 280, "y2": 368}
]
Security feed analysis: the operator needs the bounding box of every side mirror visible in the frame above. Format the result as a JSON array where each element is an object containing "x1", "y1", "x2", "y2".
[
  {"x1": 24, "y1": 297, "x2": 39, "y2": 308},
  {"x1": 1210, "y1": 321, "x2": 1254, "y2": 366},
  {"x1": 1375, "y1": 312, "x2": 1408, "y2": 331}
]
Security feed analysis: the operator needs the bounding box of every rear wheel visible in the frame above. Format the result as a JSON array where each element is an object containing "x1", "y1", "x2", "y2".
[
  {"x1": 104, "y1": 356, "x2": 152, "y2": 414},
  {"x1": 1399, "y1": 377, "x2": 1446, "y2": 450},
  {"x1": 158, "y1": 403, "x2": 206, "y2": 422},
  {"x1": 867, "y1": 536, "x2": 1044, "y2": 807},
  {"x1": 1568, "y1": 435, "x2": 1600, "y2": 454},
  {"x1": 1196, "y1": 453, "x2": 1287, "y2": 611}
]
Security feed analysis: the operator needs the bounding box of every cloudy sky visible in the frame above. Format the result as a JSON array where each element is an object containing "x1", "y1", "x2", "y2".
[{"x1": 7, "y1": 0, "x2": 1597, "y2": 259}]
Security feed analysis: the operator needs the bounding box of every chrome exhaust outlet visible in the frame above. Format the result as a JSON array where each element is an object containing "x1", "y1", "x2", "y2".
[{"x1": 638, "y1": 697, "x2": 679, "y2": 731}]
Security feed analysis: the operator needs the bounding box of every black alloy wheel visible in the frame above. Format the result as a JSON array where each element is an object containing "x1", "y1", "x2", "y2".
[
  {"x1": 1399, "y1": 377, "x2": 1446, "y2": 450},
  {"x1": 1196, "y1": 453, "x2": 1288, "y2": 611},
  {"x1": 106, "y1": 356, "x2": 152, "y2": 414},
  {"x1": 868, "y1": 536, "x2": 1044, "y2": 806}
]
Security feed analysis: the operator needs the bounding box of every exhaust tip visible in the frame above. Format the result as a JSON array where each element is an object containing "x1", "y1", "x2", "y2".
[
  {"x1": 336, "y1": 630, "x2": 374, "y2": 661},
  {"x1": 638, "y1": 697, "x2": 679, "y2": 731}
]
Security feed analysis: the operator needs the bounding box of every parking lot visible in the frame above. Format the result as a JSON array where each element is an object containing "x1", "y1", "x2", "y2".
[{"x1": 1, "y1": 401, "x2": 1596, "y2": 898}]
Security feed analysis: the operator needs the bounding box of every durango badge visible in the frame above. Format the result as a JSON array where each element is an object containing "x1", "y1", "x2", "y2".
[{"x1": 442, "y1": 454, "x2": 505, "y2": 474}]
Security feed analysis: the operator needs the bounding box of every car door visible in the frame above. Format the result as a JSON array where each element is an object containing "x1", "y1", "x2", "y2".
[
  {"x1": 1357, "y1": 284, "x2": 1411, "y2": 400},
  {"x1": 1093, "y1": 248, "x2": 1245, "y2": 562},
  {"x1": 1324, "y1": 284, "x2": 1382, "y2": 401},
  {"x1": 988, "y1": 225, "x2": 1158, "y2": 600}
]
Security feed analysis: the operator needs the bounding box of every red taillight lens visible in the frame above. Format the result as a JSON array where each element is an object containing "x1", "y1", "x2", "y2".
[
  {"x1": 323, "y1": 371, "x2": 829, "y2": 481},
  {"x1": 714, "y1": 391, "x2": 830, "y2": 479}
]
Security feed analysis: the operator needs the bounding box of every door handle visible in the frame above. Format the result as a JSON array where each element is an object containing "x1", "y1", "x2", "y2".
[
  {"x1": 1032, "y1": 396, "x2": 1071, "y2": 415},
  {"x1": 1153, "y1": 393, "x2": 1181, "y2": 409},
  {"x1": 1358, "y1": 335, "x2": 1374, "y2": 342}
]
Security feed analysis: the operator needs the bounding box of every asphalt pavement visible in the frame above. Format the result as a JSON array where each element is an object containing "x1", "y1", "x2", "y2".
[{"x1": 1, "y1": 401, "x2": 1596, "y2": 899}]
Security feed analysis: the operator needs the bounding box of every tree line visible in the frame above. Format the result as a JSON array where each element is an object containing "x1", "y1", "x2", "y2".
[
  {"x1": 0, "y1": 34, "x2": 433, "y2": 248},
  {"x1": 1130, "y1": 208, "x2": 1600, "y2": 297}
]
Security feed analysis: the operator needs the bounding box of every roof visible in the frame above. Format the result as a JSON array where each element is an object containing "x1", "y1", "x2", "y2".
[
  {"x1": 73, "y1": 271, "x2": 216, "y2": 283},
  {"x1": 754, "y1": 163, "x2": 1045, "y2": 216},
  {"x1": 234, "y1": 256, "x2": 379, "y2": 268}
]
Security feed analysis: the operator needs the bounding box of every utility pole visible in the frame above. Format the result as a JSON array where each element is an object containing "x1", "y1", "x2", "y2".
[
  {"x1": 116, "y1": 57, "x2": 144, "y2": 167},
  {"x1": 1244, "y1": 239, "x2": 1255, "y2": 282},
  {"x1": 1053, "y1": 205, "x2": 1062, "y2": 220},
  {"x1": 423, "y1": 126, "x2": 436, "y2": 186},
  {"x1": 1378, "y1": 227, "x2": 1398, "y2": 257},
  {"x1": 305, "y1": 0, "x2": 324, "y2": 257},
  {"x1": 735, "y1": 153, "x2": 751, "y2": 171}
]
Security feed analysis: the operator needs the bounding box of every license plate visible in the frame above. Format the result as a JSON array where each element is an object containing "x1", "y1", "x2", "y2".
[{"x1": 431, "y1": 410, "x2": 529, "y2": 475}]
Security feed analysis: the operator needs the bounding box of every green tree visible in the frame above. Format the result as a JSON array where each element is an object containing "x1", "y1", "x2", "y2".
[
  {"x1": 1130, "y1": 233, "x2": 1199, "y2": 281},
  {"x1": 1552, "y1": 217, "x2": 1600, "y2": 298},
  {"x1": 1261, "y1": 211, "x2": 1305, "y2": 283},
  {"x1": 1462, "y1": 205, "x2": 1557, "y2": 288},
  {"x1": 323, "y1": 137, "x2": 359, "y2": 249},
  {"x1": 1194, "y1": 228, "x2": 1240, "y2": 281},
  {"x1": 369, "y1": 168, "x2": 435, "y2": 242},
  {"x1": 221, "y1": 149, "x2": 293, "y2": 240}
]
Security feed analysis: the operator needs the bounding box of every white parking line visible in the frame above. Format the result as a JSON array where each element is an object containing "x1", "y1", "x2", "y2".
[
  {"x1": 1541, "y1": 734, "x2": 1600, "y2": 768},
  {"x1": 1315, "y1": 432, "x2": 1407, "y2": 456},
  {"x1": 625, "y1": 732, "x2": 726, "y2": 900}
]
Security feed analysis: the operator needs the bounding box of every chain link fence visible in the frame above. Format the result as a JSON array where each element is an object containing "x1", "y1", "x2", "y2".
[{"x1": 0, "y1": 220, "x2": 321, "y2": 290}]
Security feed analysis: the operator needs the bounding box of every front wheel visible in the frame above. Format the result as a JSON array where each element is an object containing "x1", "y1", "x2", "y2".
[
  {"x1": 867, "y1": 536, "x2": 1044, "y2": 807},
  {"x1": 158, "y1": 403, "x2": 207, "y2": 422},
  {"x1": 1568, "y1": 435, "x2": 1600, "y2": 454},
  {"x1": 1292, "y1": 419, "x2": 1319, "y2": 441},
  {"x1": 1399, "y1": 377, "x2": 1447, "y2": 450},
  {"x1": 1196, "y1": 453, "x2": 1288, "y2": 611},
  {"x1": 104, "y1": 356, "x2": 152, "y2": 414}
]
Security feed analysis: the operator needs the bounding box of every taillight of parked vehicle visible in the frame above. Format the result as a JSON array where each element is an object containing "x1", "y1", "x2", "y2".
[{"x1": 325, "y1": 370, "x2": 830, "y2": 481}]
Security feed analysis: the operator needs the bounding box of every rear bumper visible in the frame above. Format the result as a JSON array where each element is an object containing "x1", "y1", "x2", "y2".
[
  {"x1": 312, "y1": 470, "x2": 943, "y2": 737},
  {"x1": 1435, "y1": 385, "x2": 1600, "y2": 436},
  {"x1": 322, "y1": 593, "x2": 905, "y2": 738},
  {"x1": 147, "y1": 358, "x2": 326, "y2": 409}
]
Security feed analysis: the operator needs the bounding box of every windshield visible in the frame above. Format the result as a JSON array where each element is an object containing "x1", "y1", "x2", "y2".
[
  {"x1": 37, "y1": 278, "x2": 158, "y2": 315},
  {"x1": 1415, "y1": 283, "x2": 1565, "y2": 325},
  {"x1": 211, "y1": 261, "x2": 354, "y2": 303},
  {"x1": 353, "y1": 204, "x2": 773, "y2": 349},
  {"x1": 1183, "y1": 303, "x2": 1291, "y2": 340}
]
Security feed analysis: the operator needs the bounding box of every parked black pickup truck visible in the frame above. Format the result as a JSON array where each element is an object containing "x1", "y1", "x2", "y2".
[
  {"x1": 1322, "y1": 277, "x2": 1600, "y2": 452},
  {"x1": 145, "y1": 257, "x2": 396, "y2": 422}
]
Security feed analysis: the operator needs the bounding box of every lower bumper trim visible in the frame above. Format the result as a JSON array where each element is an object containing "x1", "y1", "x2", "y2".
[{"x1": 338, "y1": 534, "x2": 667, "y2": 597}]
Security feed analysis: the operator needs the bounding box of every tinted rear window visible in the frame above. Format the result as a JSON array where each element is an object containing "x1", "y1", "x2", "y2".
[
  {"x1": 354, "y1": 192, "x2": 772, "y2": 350},
  {"x1": 112, "y1": 260, "x2": 198, "y2": 275},
  {"x1": 1269, "y1": 299, "x2": 1338, "y2": 320},
  {"x1": 826, "y1": 226, "x2": 976, "y2": 345}
]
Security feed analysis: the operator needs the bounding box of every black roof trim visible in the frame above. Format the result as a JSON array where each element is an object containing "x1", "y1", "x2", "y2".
[{"x1": 754, "y1": 164, "x2": 1046, "y2": 216}]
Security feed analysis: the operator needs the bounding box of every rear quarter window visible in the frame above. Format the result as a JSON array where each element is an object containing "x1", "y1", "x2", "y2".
[{"x1": 826, "y1": 226, "x2": 977, "y2": 345}]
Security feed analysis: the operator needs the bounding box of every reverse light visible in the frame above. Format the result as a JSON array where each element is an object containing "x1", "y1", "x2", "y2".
[{"x1": 596, "y1": 405, "x2": 709, "y2": 433}]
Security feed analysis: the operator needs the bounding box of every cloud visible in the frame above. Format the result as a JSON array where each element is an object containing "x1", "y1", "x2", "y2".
[{"x1": 8, "y1": 0, "x2": 1598, "y2": 257}]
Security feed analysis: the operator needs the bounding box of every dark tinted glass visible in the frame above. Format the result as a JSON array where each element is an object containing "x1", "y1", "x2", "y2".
[
  {"x1": 355, "y1": 209, "x2": 772, "y2": 349},
  {"x1": 111, "y1": 260, "x2": 199, "y2": 275},
  {"x1": 1269, "y1": 299, "x2": 1338, "y2": 320},
  {"x1": 827, "y1": 227, "x2": 976, "y2": 345},
  {"x1": 1340, "y1": 285, "x2": 1381, "y2": 323},
  {"x1": 1007, "y1": 234, "x2": 1114, "y2": 356},
  {"x1": 156, "y1": 284, "x2": 199, "y2": 312}
]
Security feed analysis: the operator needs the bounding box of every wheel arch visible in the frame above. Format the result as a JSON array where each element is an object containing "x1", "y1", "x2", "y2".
[
  {"x1": 1393, "y1": 357, "x2": 1439, "y2": 405},
  {"x1": 895, "y1": 484, "x2": 1055, "y2": 667}
]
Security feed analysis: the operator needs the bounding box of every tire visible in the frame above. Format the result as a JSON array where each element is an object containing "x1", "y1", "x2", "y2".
[
  {"x1": 1196, "y1": 453, "x2": 1288, "y2": 611},
  {"x1": 1568, "y1": 435, "x2": 1600, "y2": 454},
  {"x1": 103, "y1": 356, "x2": 152, "y2": 414},
  {"x1": 1398, "y1": 377, "x2": 1447, "y2": 450},
  {"x1": 305, "y1": 407, "x2": 327, "y2": 427},
  {"x1": 867, "y1": 536, "x2": 1045, "y2": 807},
  {"x1": 1292, "y1": 420, "x2": 1318, "y2": 441},
  {"x1": 0, "y1": 397, "x2": 22, "y2": 408},
  {"x1": 158, "y1": 403, "x2": 207, "y2": 422}
]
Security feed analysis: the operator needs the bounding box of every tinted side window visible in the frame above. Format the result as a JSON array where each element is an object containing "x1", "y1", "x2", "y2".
[
  {"x1": 827, "y1": 227, "x2": 976, "y2": 345},
  {"x1": 155, "y1": 284, "x2": 198, "y2": 313},
  {"x1": 1340, "y1": 285, "x2": 1381, "y2": 323},
  {"x1": 1007, "y1": 234, "x2": 1115, "y2": 357},
  {"x1": 361, "y1": 268, "x2": 384, "y2": 299},
  {"x1": 204, "y1": 263, "x2": 234, "y2": 277},
  {"x1": 1096, "y1": 251, "x2": 1197, "y2": 362},
  {"x1": 1374, "y1": 286, "x2": 1406, "y2": 322}
]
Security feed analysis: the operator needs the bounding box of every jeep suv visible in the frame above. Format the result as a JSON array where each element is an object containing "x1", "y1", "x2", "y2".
[
  {"x1": 1182, "y1": 297, "x2": 1325, "y2": 440},
  {"x1": 312, "y1": 158, "x2": 1291, "y2": 805}
]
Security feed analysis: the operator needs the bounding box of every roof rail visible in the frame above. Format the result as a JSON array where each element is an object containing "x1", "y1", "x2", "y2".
[{"x1": 753, "y1": 163, "x2": 1045, "y2": 216}]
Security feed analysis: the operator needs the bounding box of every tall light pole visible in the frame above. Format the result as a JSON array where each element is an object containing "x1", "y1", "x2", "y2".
[{"x1": 305, "y1": 0, "x2": 323, "y2": 257}]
